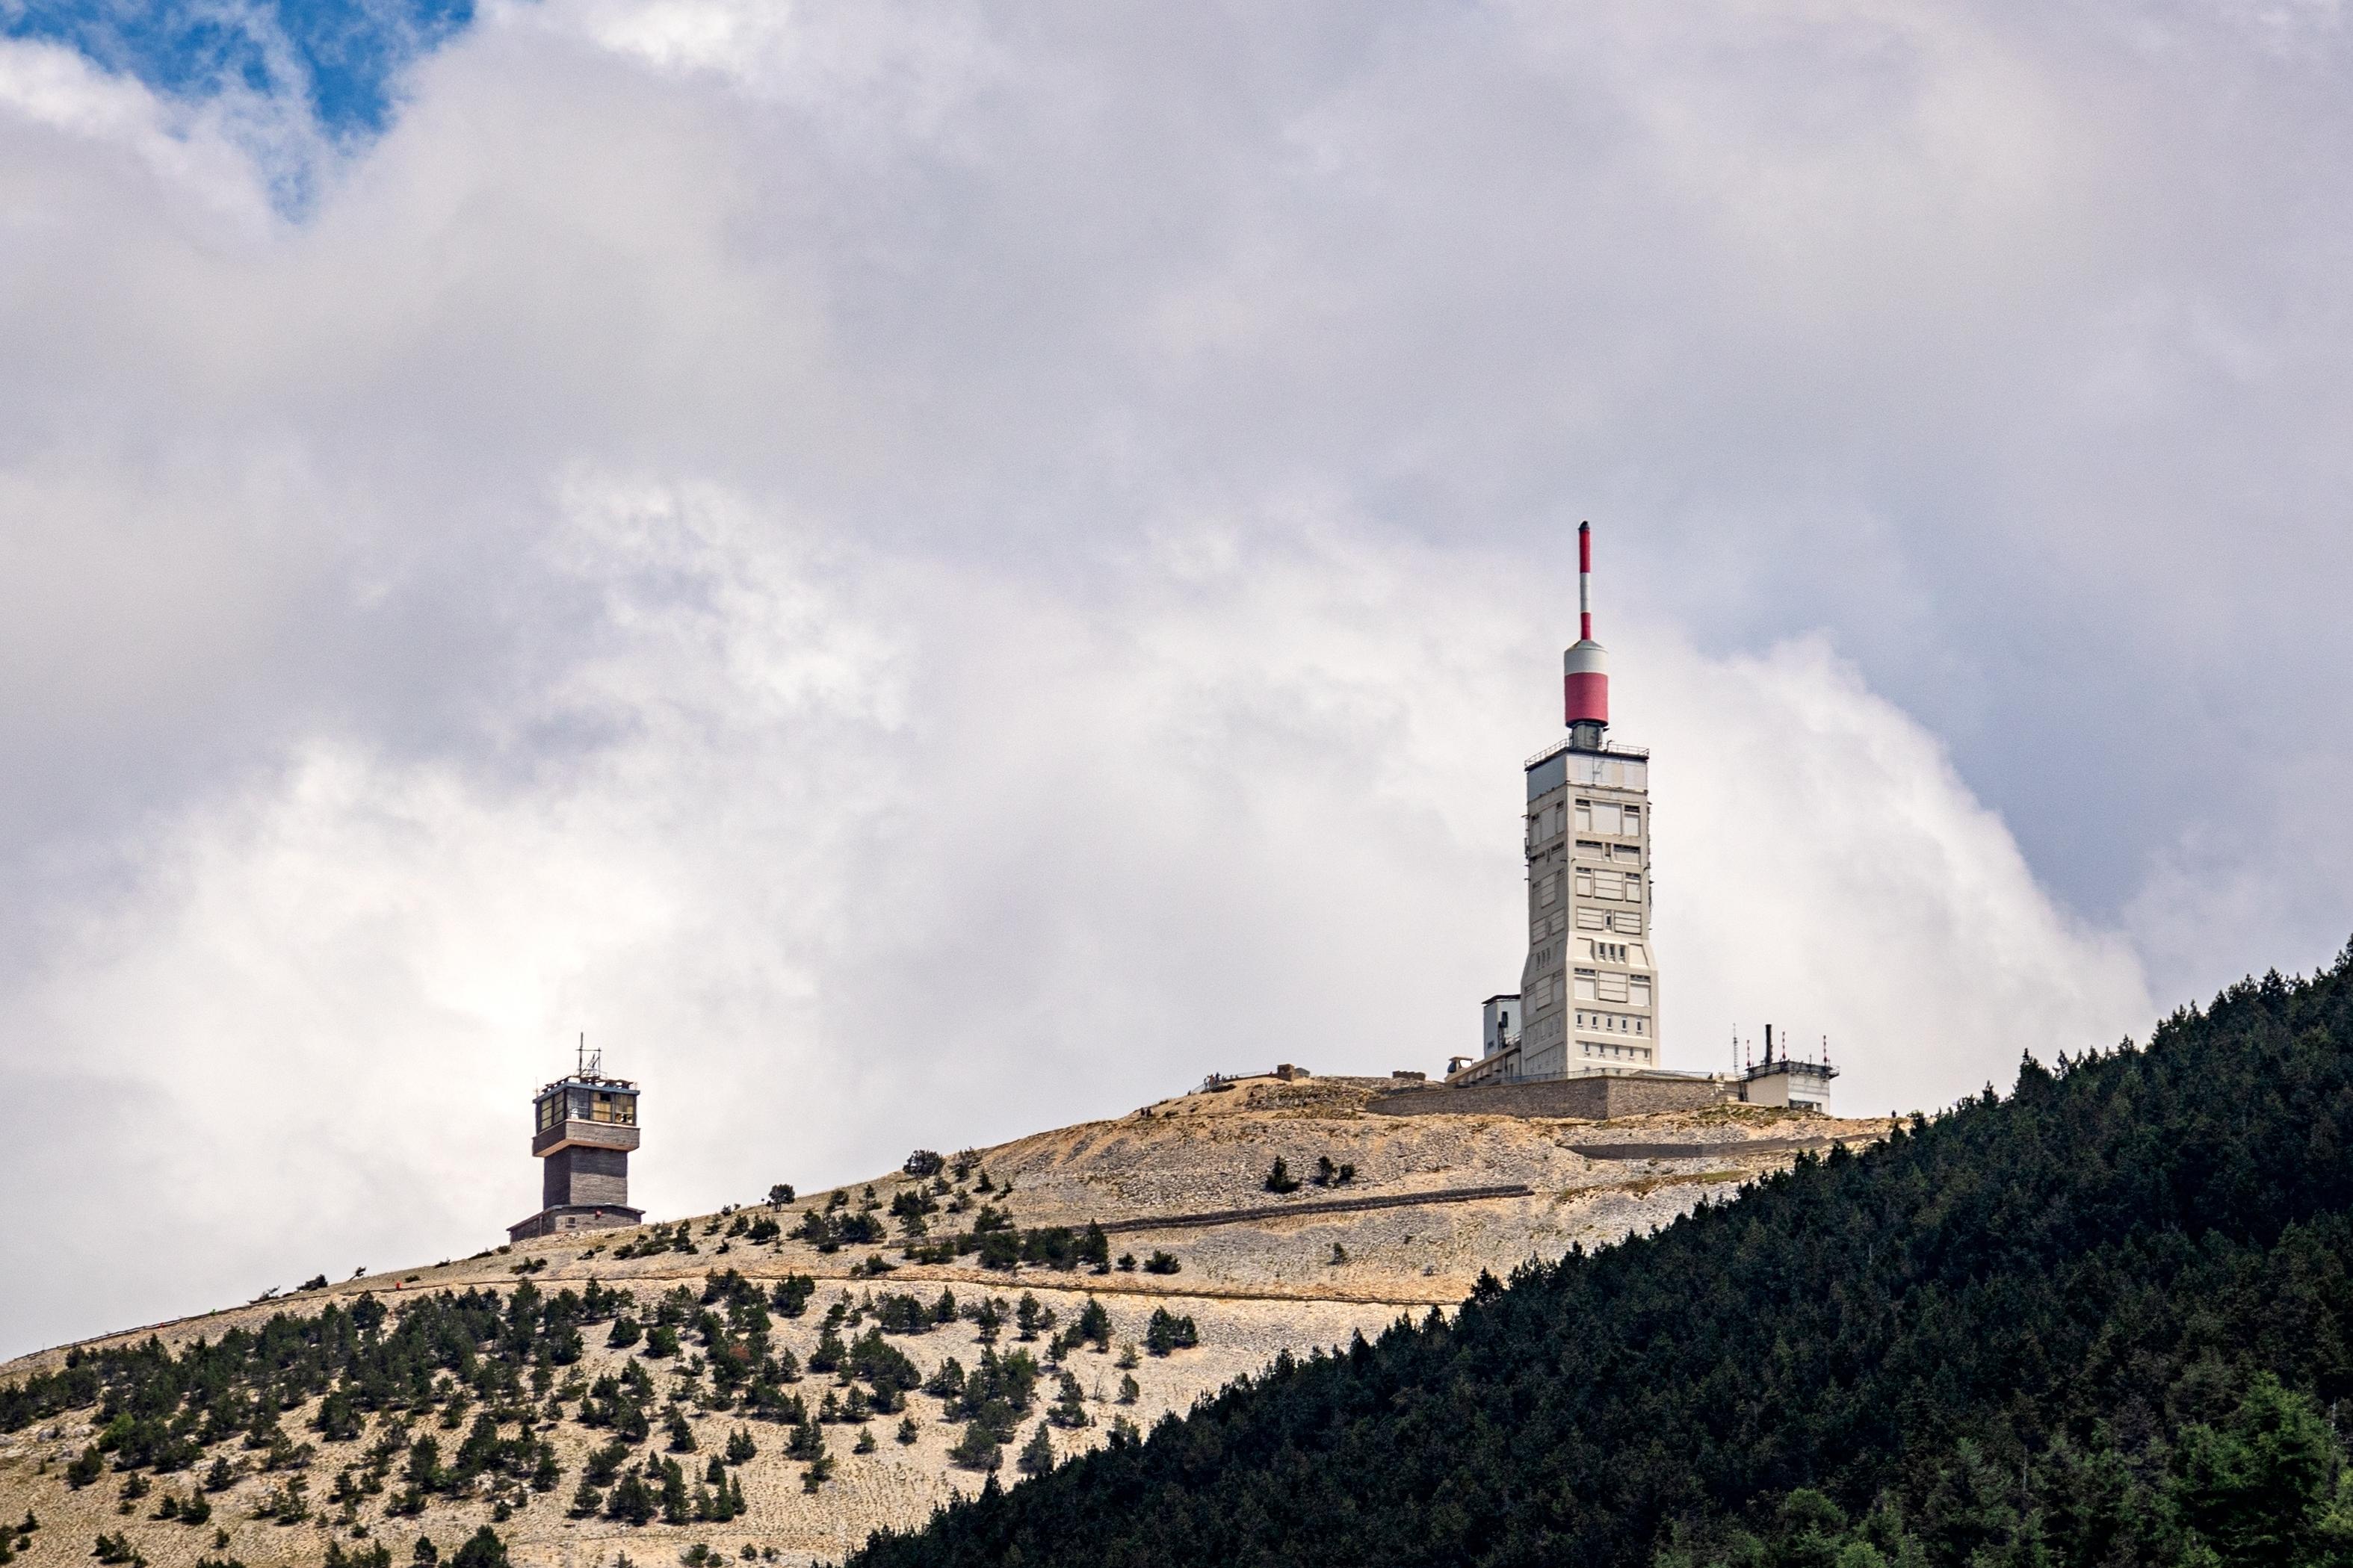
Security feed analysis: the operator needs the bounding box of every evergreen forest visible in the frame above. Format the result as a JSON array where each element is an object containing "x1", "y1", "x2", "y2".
[{"x1": 849, "y1": 946, "x2": 2353, "y2": 1568}]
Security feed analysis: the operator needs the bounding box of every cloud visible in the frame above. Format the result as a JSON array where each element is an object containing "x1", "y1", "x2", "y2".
[
  {"x1": 0, "y1": 480, "x2": 2148, "y2": 1353},
  {"x1": 1642, "y1": 632, "x2": 2151, "y2": 1109},
  {"x1": 0, "y1": 0, "x2": 2344, "y2": 1354}
]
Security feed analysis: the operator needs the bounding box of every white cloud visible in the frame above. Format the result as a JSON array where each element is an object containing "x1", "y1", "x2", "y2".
[
  {"x1": 1642, "y1": 633, "x2": 2152, "y2": 1109},
  {"x1": 0, "y1": 484, "x2": 2147, "y2": 1351},
  {"x1": 1, "y1": 0, "x2": 2343, "y2": 1357}
]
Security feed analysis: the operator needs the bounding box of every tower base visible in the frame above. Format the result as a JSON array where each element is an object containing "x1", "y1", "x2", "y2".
[{"x1": 507, "y1": 1203, "x2": 644, "y2": 1243}]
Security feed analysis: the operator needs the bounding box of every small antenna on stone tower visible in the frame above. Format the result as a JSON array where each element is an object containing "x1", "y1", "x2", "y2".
[{"x1": 577, "y1": 1031, "x2": 600, "y2": 1079}]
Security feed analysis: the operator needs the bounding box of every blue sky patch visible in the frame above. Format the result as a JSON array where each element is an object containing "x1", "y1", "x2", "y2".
[{"x1": 4, "y1": 0, "x2": 477, "y2": 140}]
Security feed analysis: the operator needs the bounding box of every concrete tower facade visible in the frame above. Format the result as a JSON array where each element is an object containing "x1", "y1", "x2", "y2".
[
  {"x1": 1515, "y1": 741, "x2": 1657, "y2": 1076},
  {"x1": 508, "y1": 1044, "x2": 643, "y2": 1242},
  {"x1": 1456, "y1": 522, "x2": 1662, "y2": 1085}
]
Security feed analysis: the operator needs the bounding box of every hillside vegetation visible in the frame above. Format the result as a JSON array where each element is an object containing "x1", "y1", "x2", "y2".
[
  {"x1": 850, "y1": 948, "x2": 2353, "y2": 1568},
  {"x1": 0, "y1": 1080, "x2": 1875, "y2": 1565}
]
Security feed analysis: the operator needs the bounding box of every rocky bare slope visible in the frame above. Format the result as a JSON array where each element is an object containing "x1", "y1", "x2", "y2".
[{"x1": 0, "y1": 1076, "x2": 1888, "y2": 1568}]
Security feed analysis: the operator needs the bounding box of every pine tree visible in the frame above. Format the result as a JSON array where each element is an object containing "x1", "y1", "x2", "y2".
[
  {"x1": 947, "y1": 1422, "x2": 1001, "y2": 1472},
  {"x1": 603, "y1": 1472, "x2": 654, "y2": 1527},
  {"x1": 448, "y1": 1528, "x2": 507, "y2": 1568}
]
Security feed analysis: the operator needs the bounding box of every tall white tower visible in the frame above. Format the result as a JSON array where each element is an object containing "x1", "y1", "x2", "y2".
[{"x1": 1459, "y1": 522, "x2": 1661, "y2": 1084}]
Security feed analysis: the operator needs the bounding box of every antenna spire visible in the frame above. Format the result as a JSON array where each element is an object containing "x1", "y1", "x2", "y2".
[
  {"x1": 1579, "y1": 521, "x2": 1594, "y2": 642},
  {"x1": 1564, "y1": 521, "x2": 1611, "y2": 734}
]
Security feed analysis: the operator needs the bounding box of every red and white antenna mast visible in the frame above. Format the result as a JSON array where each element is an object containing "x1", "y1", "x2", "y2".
[{"x1": 1564, "y1": 521, "x2": 1611, "y2": 740}]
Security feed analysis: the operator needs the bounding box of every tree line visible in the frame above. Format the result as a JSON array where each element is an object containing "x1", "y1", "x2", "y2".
[{"x1": 848, "y1": 944, "x2": 2353, "y2": 1568}]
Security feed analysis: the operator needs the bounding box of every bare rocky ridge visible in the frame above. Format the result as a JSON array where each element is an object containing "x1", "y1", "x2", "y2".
[{"x1": 0, "y1": 1077, "x2": 1890, "y2": 1568}]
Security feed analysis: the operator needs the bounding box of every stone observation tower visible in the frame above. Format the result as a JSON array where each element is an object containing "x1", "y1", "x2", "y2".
[
  {"x1": 1456, "y1": 521, "x2": 1662, "y2": 1085},
  {"x1": 508, "y1": 1038, "x2": 643, "y2": 1242}
]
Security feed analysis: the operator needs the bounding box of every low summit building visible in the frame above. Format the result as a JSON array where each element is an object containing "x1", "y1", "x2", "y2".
[{"x1": 508, "y1": 1042, "x2": 643, "y2": 1242}]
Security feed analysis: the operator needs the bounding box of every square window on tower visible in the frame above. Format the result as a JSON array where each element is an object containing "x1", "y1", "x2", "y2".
[{"x1": 1574, "y1": 802, "x2": 1592, "y2": 831}]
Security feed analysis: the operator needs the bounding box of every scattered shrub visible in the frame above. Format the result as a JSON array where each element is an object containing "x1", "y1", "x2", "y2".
[
  {"x1": 947, "y1": 1423, "x2": 1001, "y2": 1473},
  {"x1": 449, "y1": 1528, "x2": 508, "y2": 1568},
  {"x1": 1144, "y1": 1308, "x2": 1198, "y2": 1356}
]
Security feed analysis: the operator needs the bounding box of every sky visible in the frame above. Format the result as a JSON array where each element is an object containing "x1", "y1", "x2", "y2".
[{"x1": 1, "y1": 0, "x2": 2349, "y2": 1360}]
